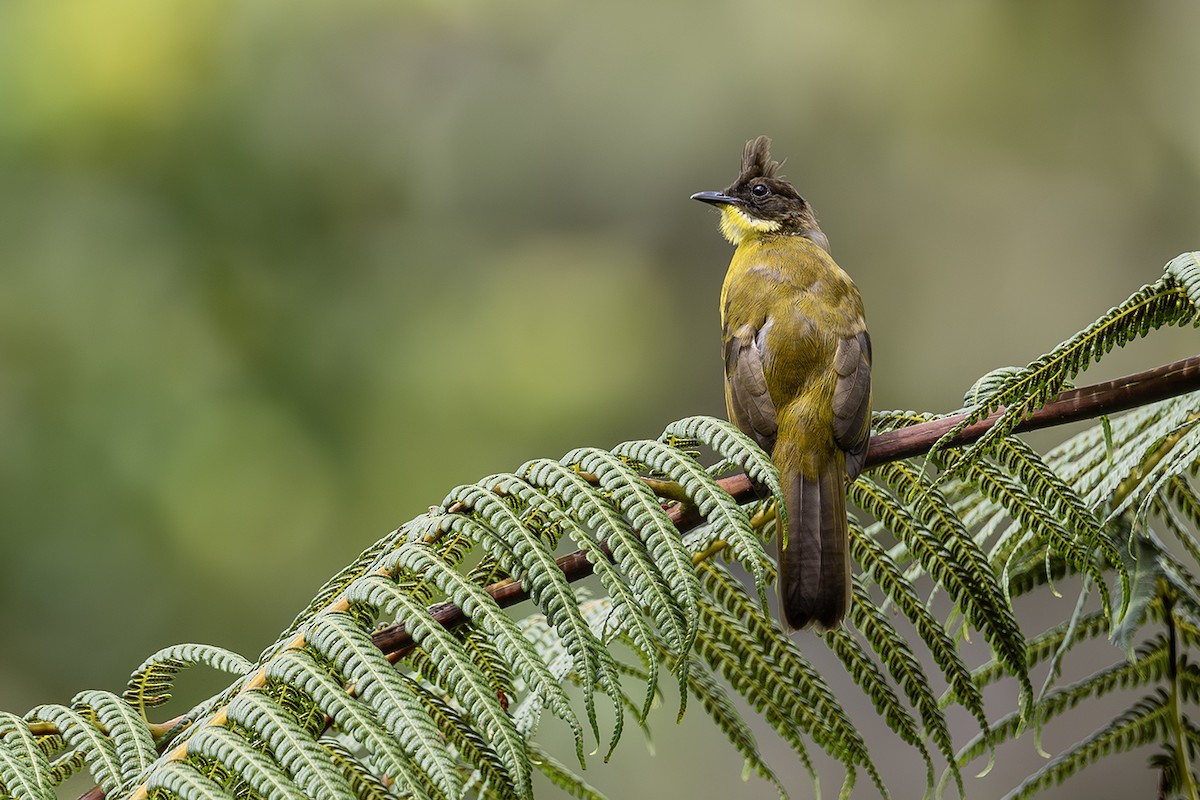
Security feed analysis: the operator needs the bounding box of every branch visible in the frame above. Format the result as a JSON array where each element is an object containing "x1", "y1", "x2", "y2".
[{"x1": 864, "y1": 354, "x2": 1200, "y2": 465}]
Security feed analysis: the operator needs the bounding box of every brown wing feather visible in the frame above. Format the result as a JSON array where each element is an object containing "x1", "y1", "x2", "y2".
[
  {"x1": 723, "y1": 320, "x2": 778, "y2": 452},
  {"x1": 832, "y1": 330, "x2": 872, "y2": 479}
]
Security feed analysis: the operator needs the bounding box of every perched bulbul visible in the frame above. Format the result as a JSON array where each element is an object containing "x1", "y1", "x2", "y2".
[{"x1": 692, "y1": 136, "x2": 871, "y2": 631}]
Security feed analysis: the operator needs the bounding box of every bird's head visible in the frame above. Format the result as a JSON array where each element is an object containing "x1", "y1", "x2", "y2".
[{"x1": 692, "y1": 136, "x2": 827, "y2": 250}]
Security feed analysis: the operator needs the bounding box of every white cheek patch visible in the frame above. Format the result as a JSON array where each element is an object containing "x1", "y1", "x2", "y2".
[{"x1": 718, "y1": 205, "x2": 782, "y2": 244}]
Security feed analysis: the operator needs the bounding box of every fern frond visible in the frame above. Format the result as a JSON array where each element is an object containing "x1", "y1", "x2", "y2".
[
  {"x1": 660, "y1": 415, "x2": 786, "y2": 519},
  {"x1": 71, "y1": 690, "x2": 157, "y2": 789},
  {"x1": 1166, "y1": 472, "x2": 1200, "y2": 525},
  {"x1": 390, "y1": 541, "x2": 586, "y2": 762},
  {"x1": 564, "y1": 446, "x2": 703, "y2": 661},
  {"x1": 510, "y1": 603, "x2": 648, "y2": 792},
  {"x1": 1117, "y1": 419, "x2": 1200, "y2": 525},
  {"x1": 320, "y1": 736, "x2": 393, "y2": 800},
  {"x1": 825, "y1": 624, "x2": 936, "y2": 796},
  {"x1": 27, "y1": 704, "x2": 121, "y2": 796},
  {"x1": 426, "y1": 679, "x2": 529, "y2": 800},
  {"x1": 492, "y1": 471, "x2": 669, "y2": 723},
  {"x1": 0, "y1": 711, "x2": 55, "y2": 800},
  {"x1": 1153, "y1": 504, "x2": 1200, "y2": 591},
  {"x1": 1165, "y1": 250, "x2": 1200, "y2": 305},
  {"x1": 668, "y1": 652, "x2": 790, "y2": 799},
  {"x1": 263, "y1": 648, "x2": 439, "y2": 800},
  {"x1": 519, "y1": 457, "x2": 670, "y2": 721},
  {"x1": 510, "y1": 614, "x2": 578, "y2": 736},
  {"x1": 935, "y1": 257, "x2": 1199, "y2": 475},
  {"x1": 528, "y1": 743, "x2": 610, "y2": 800},
  {"x1": 1173, "y1": 606, "x2": 1200, "y2": 651},
  {"x1": 346, "y1": 574, "x2": 533, "y2": 799},
  {"x1": 980, "y1": 437, "x2": 1121, "y2": 612},
  {"x1": 953, "y1": 638, "x2": 1168, "y2": 773},
  {"x1": 871, "y1": 409, "x2": 941, "y2": 434},
  {"x1": 1177, "y1": 661, "x2": 1200, "y2": 704},
  {"x1": 143, "y1": 757, "x2": 235, "y2": 800},
  {"x1": 224, "y1": 689, "x2": 355, "y2": 800},
  {"x1": 1070, "y1": 395, "x2": 1199, "y2": 511},
  {"x1": 463, "y1": 628, "x2": 518, "y2": 713},
  {"x1": 48, "y1": 749, "x2": 87, "y2": 790},
  {"x1": 25, "y1": 316, "x2": 1200, "y2": 800},
  {"x1": 1157, "y1": 557, "x2": 1200, "y2": 624},
  {"x1": 1112, "y1": 534, "x2": 1166, "y2": 653},
  {"x1": 443, "y1": 480, "x2": 625, "y2": 754},
  {"x1": 1001, "y1": 690, "x2": 1172, "y2": 800},
  {"x1": 963, "y1": 366, "x2": 1027, "y2": 408},
  {"x1": 1044, "y1": 635, "x2": 1168, "y2": 724},
  {"x1": 961, "y1": 609, "x2": 1110, "y2": 698},
  {"x1": 609, "y1": 435, "x2": 769, "y2": 607},
  {"x1": 257, "y1": 521, "x2": 417, "y2": 663},
  {"x1": 851, "y1": 524, "x2": 989, "y2": 742},
  {"x1": 304, "y1": 611, "x2": 459, "y2": 799},
  {"x1": 1158, "y1": 476, "x2": 1200, "y2": 564},
  {"x1": 844, "y1": 582, "x2": 952, "y2": 796},
  {"x1": 696, "y1": 560, "x2": 885, "y2": 797},
  {"x1": 1002, "y1": 546, "x2": 1071, "y2": 603},
  {"x1": 123, "y1": 643, "x2": 253, "y2": 719},
  {"x1": 183, "y1": 724, "x2": 307, "y2": 799},
  {"x1": 852, "y1": 466, "x2": 1031, "y2": 711}
]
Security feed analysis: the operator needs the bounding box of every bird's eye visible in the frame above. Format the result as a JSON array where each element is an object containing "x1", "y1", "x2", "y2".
[{"x1": 751, "y1": 184, "x2": 770, "y2": 198}]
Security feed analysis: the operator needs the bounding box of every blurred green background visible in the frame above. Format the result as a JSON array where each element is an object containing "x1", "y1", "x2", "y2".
[{"x1": 0, "y1": 0, "x2": 1197, "y2": 797}]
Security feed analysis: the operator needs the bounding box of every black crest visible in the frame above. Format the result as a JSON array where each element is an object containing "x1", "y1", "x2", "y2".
[{"x1": 739, "y1": 136, "x2": 783, "y2": 182}]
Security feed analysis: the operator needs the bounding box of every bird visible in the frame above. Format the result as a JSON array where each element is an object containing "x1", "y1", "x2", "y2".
[{"x1": 692, "y1": 136, "x2": 871, "y2": 631}]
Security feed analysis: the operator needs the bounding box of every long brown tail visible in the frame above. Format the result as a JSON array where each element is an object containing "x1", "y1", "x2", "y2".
[{"x1": 778, "y1": 457, "x2": 851, "y2": 631}]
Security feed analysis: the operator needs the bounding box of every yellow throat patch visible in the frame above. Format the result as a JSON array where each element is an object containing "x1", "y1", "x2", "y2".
[{"x1": 718, "y1": 205, "x2": 782, "y2": 245}]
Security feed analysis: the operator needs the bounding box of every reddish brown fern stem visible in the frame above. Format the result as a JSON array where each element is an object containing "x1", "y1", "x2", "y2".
[
  {"x1": 864, "y1": 354, "x2": 1200, "y2": 465},
  {"x1": 76, "y1": 355, "x2": 1200, "y2": 800}
]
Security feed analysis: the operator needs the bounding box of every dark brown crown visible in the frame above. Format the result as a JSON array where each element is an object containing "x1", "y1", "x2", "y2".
[{"x1": 739, "y1": 136, "x2": 783, "y2": 182}]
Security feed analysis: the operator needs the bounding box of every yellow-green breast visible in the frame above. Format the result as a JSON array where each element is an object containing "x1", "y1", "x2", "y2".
[{"x1": 720, "y1": 234, "x2": 865, "y2": 475}]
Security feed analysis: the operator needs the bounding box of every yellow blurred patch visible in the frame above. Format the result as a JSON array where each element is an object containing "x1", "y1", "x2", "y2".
[{"x1": 2, "y1": 0, "x2": 221, "y2": 136}]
